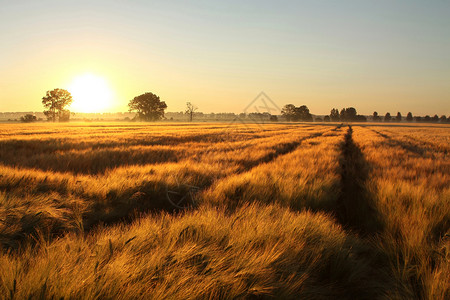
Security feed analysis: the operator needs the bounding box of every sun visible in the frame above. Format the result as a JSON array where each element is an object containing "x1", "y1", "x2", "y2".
[{"x1": 68, "y1": 74, "x2": 114, "y2": 113}]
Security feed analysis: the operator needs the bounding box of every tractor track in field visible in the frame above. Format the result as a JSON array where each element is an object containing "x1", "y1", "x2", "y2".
[
  {"x1": 236, "y1": 131, "x2": 326, "y2": 170},
  {"x1": 336, "y1": 125, "x2": 384, "y2": 236},
  {"x1": 337, "y1": 126, "x2": 431, "y2": 299},
  {"x1": 370, "y1": 129, "x2": 429, "y2": 157},
  {"x1": 334, "y1": 126, "x2": 407, "y2": 297}
]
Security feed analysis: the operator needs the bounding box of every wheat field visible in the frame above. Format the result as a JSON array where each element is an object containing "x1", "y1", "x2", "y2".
[{"x1": 0, "y1": 122, "x2": 448, "y2": 299}]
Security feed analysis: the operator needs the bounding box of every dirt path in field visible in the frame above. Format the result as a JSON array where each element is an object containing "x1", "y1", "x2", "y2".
[{"x1": 336, "y1": 126, "x2": 384, "y2": 235}]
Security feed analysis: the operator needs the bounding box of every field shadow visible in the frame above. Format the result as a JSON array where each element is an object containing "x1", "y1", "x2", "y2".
[{"x1": 336, "y1": 126, "x2": 385, "y2": 236}]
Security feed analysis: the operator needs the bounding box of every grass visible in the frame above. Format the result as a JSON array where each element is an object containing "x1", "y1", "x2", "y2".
[
  {"x1": 352, "y1": 126, "x2": 449, "y2": 299},
  {"x1": 0, "y1": 122, "x2": 448, "y2": 299},
  {"x1": 1, "y1": 204, "x2": 395, "y2": 299}
]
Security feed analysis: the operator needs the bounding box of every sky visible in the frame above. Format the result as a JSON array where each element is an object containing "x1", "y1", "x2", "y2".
[{"x1": 0, "y1": 0, "x2": 449, "y2": 115}]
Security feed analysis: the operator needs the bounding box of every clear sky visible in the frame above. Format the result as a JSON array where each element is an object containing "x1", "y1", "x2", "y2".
[{"x1": 1, "y1": 0, "x2": 449, "y2": 115}]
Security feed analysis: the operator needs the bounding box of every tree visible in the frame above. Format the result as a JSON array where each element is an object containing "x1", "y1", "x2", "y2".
[
  {"x1": 185, "y1": 102, "x2": 198, "y2": 122},
  {"x1": 281, "y1": 104, "x2": 297, "y2": 121},
  {"x1": 295, "y1": 105, "x2": 313, "y2": 121},
  {"x1": 355, "y1": 115, "x2": 367, "y2": 122},
  {"x1": 439, "y1": 115, "x2": 447, "y2": 123},
  {"x1": 373, "y1": 111, "x2": 381, "y2": 122},
  {"x1": 281, "y1": 104, "x2": 312, "y2": 121},
  {"x1": 324, "y1": 115, "x2": 330, "y2": 122},
  {"x1": 432, "y1": 114, "x2": 439, "y2": 123},
  {"x1": 128, "y1": 92, "x2": 167, "y2": 121},
  {"x1": 269, "y1": 115, "x2": 278, "y2": 122},
  {"x1": 42, "y1": 88, "x2": 73, "y2": 122},
  {"x1": 424, "y1": 115, "x2": 431, "y2": 122},
  {"x1": 340, "y1": 107, "x2": 357, "y2": 121},
  {"x1": 330, "y1": 108, "x2": 340, "y2": 121},
  {"x1": 20, "y1": 114, "x2": 37, "y2": 123},
  {"x1": 384, "y1": 112, "x2": 391, "y2": 122},
  {"x1": 396, "y1": 112, "x2": 402, "y2": 122},
  {"x1": 406, "y1": 112, "x2": 413, "y2": 122}
]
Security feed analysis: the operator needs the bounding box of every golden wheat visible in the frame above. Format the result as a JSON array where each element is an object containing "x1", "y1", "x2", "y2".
[{"x1": 0, "y1": 122, "x2": 448, "y2": 299}]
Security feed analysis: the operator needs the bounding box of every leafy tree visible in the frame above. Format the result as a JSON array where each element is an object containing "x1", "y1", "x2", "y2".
[
  {"x1": 20, "y1": 114, "x2": 37, "y2": 123},
  {"x1": 415, "y1": 116, "x2": 422, "y2": 122},
  {"x1": 340, "y1": 107, "x2": 357, "y2": 121},
  {"x1": 295, "y1": 105, "x2": 313, "y2": 121},
  {"x1": 424, "y1": 115, "x2": 431, "y2": 122},
  {"x1": 396, "y1": 112, "x2": 402, "y2": 122},
  {"x1": 330, "y1": 108, "x2": 340, "y2": 121},
  {"x1": 249, "y1": 112, "x2": 270, "y2": 121},
  {"x1": 314, "y1": 117, "x2": 323, "y2": 122},
  {"x1": 269, "y1": 115, "x2": 278, "y2": 122},
  {"x1": 406, "y1": 112, "x2": 413, "y2": 122},
  {"x1": 373, "y1": 111, "x2": 381, "y2": 122},
  {"x1": 356, "y1": 115, "x2": 367, "y2": 122},
  {"x1": 432, "y1": 114, "x2": 439, "y2": 123},
  {"x1": 323, "y1": 115, "x2": 330, "y2": 122},
  {"x1": 281, "y1": 104, "x2": 297, "y2": 121},
  {"x1": 185, "y1": 102, "x2": 198, "y2": 122},
  {"x1": 42, "y1": 88, "x2": 73, "y2": 122},
  {"x1": 281, "y1": 104, "x2": 312, "y2": 121},
  {"x1": 128, "y1": 92, "x2": 167, "y2": 121},
  {"x1": 384, "y1": 112, "x2": 391, "y2": 122},
  {"x1": 439, "y1": 115, "x2": 447, "y2": 123}
]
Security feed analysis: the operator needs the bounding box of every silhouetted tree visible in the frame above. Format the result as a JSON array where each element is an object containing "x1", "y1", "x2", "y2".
[
  {"x1": 373, "y1": 111, "x2": 381, "y2": 122},
  {"x1": 315, "y1": 117, "x2": 323, "y2": 122},
  {"x1": 20, "y1": 114, "x2": 37, "y2": 123},
  {"x1": 249, "y1": 112, "x2": 271, "y2": 121},
  {"x1": 406, "y1": 112, "x2": 413, "y2": 122},
  {"x1": 396, "y1": 112, "x2": 402, "y2": 122},
  {"x1": 415, "y1": 116, "x2": 422, "y2": 122},
  {"x1": 295, "y1": 105, "x2": 313, "y2": 121},
  {"x1": 330, "y1": 108, "x2": 340, "y2": 121},
  {"x1": 269, "y1": 115, "x2": 278, "y2": 122},
  {"x1": 42, "y1": 88, "x2": 73, "y2": 122},
  {"x1": 384, "y1": 112, "x2": 391, "y2": 122},
  {"x1": 432, "y1": 114, "x2": 439, "y2": 123},
  {"x1": 439, "y1": 115, "x2": 447, "y2": 123},
  {"x1": 324, "y1": 115, "x2": 330, "y2": 122},
  {"x1": 424, "y1": 115, "x2": 431, "y2": 122},
  {"x1": 281, "y1": 104, "x2": 297, "y2": 121},
  {"x1": 340, "y1": 107, "x2": 357, "y2": 121},
  {"x1": 356, "y1": 115, "x2": 367, "y2": 122},
  {"x1": 128, "y1": 92, "x2": 167, "y2": 121},
  {"x1": 185, "y1": 102, "x2": 198, "y2": 122},
  {"x1": 281, "y1": 104, "x2": 312, "y2": 121}
]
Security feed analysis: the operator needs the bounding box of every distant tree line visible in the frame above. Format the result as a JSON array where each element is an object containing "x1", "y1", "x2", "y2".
[
  {"x1": 370, "y1": 111, "x2": 448, "y2": 123},
  {"x1": 280, "y1": 104, "x2": 448, "y2": 123},
  {"x1": 32, "y1": 88, "x2": 450, "y2": 124}
]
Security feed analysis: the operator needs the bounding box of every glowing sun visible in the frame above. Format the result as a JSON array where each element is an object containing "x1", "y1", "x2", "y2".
[{"x1": 68, "y1": 74, "x2": 114, "y2": 113}]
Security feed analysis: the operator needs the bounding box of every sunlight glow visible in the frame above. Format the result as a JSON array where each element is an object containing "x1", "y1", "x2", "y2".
[{"x1": 68, "y1": 74, "x2": 114, "y2": 113}]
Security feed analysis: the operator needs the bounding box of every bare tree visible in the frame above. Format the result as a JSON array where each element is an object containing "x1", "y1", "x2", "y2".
[{"x1": 185, "y1": 102, "x2": 198, "y2": 122}]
